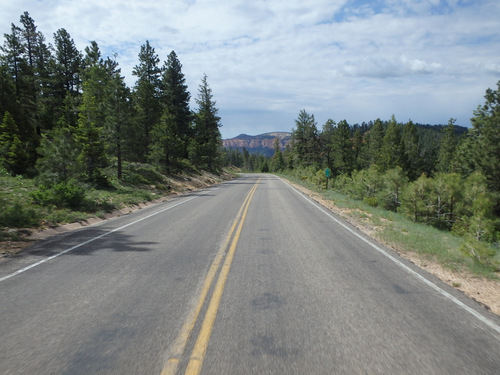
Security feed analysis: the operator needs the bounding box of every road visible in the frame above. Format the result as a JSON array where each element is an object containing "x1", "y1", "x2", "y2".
[{"x1": 0, "y1": 174, "x2": 499, "y2": 374}]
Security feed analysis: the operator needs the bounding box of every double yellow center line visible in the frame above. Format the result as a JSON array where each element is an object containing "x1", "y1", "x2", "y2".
[{"x1": 161, "y1": 179, "x2": 260, "y2": 375}]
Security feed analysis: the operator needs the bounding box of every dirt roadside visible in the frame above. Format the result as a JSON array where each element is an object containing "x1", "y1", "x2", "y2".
[{"x1": 287, "y1": 180, "x2": 500, "y2": 317}]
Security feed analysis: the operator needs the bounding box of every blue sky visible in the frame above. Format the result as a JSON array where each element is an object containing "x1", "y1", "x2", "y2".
[{"x1": 2, "y1": 0, "x2": 499, "y2": 139}]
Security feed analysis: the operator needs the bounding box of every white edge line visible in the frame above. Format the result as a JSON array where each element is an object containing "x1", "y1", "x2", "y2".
[
  {"x1": 0, "y1": 190, "x2": 214, "y2": 283},
  {"x1": 279, "y1": 177, "x2": 500, "y2": 336}
]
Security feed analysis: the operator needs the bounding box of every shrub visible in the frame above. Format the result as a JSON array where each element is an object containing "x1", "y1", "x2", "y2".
[
  {"x1": 0, "y1": 202, "x2": 40, "y2": 227},
  {"x1": 363, "y1": 196, "x2": 379, "y2": 207},
  {"x1": 313, "y1": 169, "x2": 326, "y2": 187},
  {"x1": 31, "y1": 179, "x2": 86, "y2": 209}
]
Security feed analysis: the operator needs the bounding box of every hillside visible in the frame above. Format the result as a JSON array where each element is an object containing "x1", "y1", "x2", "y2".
[{"x1": 222, "y1": 132, "x2": 292, "y2": 156}]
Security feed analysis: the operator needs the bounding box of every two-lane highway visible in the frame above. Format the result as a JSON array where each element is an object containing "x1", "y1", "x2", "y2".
[{"x1": 1, "y1": 174, "x2": 499, "y2": 374}]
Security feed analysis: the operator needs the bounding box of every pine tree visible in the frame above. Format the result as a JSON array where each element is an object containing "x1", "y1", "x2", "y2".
[
  {"x1": 401, "y1": 120, "x2": 421, "y2": 180},
  {"x1": 0, "y1": 112, "x2": 27, "y2": 174},
  {"x1": 332, "y1": 119, "x2": 354, "y2": 175},
  {"x1": 470, "y1": 81, "x2": 500, "y2": 204},
  {"x1": 190, "y1": 74, "x2": 222, "y2": 171},
  {"x1": 380, "y1": 167, "x2": 408, "y2": 211},
  {"x1": 1, "y1": 23, "x2": 32, "y2": 141},
  {"x1": 270, "y1": 137, "x2": 285, "y2": 172},
  {"x1": 0, "y1": 64, "x2": 17, "y2": 119},
  {"x1": 436, "y1": 118, "x2": 457, "y2": 173},
  {"x1": 320, "y1": 119, "x2": 336, "y2": 170},
  {"x1": 131, "y1": 41, "x2": 162, "y2": 161},
  {"x1": 149, "y1": 109, "x2": 181, "y2": 170},
  {"x1": 291, "y1": 109, "x2": 320, "y2": 168},
  {"x1": 352, "y1": 128, "x2": 364, "y2": 171},
  {"x1": 379, "y1": 115, "x2": 403, "y2": 173},
  {"x1": 53, "y1": 28, "x2": 82, "y2": 94},
  {"x1": 76, "y1": 42, "x2": 110, "y2": 185},
  {"x1": 161, "y1": 51, "x2": 192, "y2": 160},
  {"x1": 53, "y1": 28, "x2": 82, "y2": 128},
  {"x1": 451, "y1": 132, "x2": 478, "y2": 178},
  {"x1": 104, "y1": 61, "x2": 132, "y2": 180},
  {"x1": 35, "y1": 125, "x2": 80, "y2": 185},
  {"x1": 367, "y1": 118, "x2": 385, "y2": 166}
]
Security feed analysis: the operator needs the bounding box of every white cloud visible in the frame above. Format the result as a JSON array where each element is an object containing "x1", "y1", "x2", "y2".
[{"x1": 1, "y1": 0, "x2": 499, "y2": 138}]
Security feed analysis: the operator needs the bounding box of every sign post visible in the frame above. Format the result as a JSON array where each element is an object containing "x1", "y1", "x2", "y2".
[{"x1": 325, "y1": 168, "x2": 331, "y2": 189}]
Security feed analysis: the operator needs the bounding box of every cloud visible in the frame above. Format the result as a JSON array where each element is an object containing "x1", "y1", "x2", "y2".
[{"x1": 1, "y1": 0, "x2": 499, "y2": 138}]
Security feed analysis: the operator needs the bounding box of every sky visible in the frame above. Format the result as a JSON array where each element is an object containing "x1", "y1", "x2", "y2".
[{"x1": 1, "y1": 0, "x2": 499, "y2": 139}]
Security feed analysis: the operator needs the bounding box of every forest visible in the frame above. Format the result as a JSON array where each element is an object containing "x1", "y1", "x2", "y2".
[{"x1": 0, "y1": 12, "x2": 223, "y2": 188}]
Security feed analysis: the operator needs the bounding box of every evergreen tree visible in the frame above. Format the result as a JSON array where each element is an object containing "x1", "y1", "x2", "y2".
[
  {"x1": 470, "y1": 81, "x2": 500, "y2": 206},
  {"x1": 454, "y1": 172, "x2": 497, "y2": 242},
  {"x1": 53, "y1": 28, "x2": 82, "y2": 94},
  {"x1": 0, "y1": 111, "x2": 27, "y2": 174},
  {"x1": 451, "y1": 132, "x2": 478, "y2": 177},
  {"x1": 76, "y1": 42, "x2": 110, "y2": 185},
  {"x1": 367, "y1": 118, "x2": 385, "y2": 166},
  {"x1": 291, "y1": 109, "x2": 320, "y2": 168},
  {"x1": 53, "y1": 28, "x2": 82, "y2": 128},
  {"x1": 0, "y1": 64, "x2": 17, "y2": 119},
  {"x1": 104, "y1": 61, "x2": 132, "y2": 180},
  {"x1": 431, "y1": 172, "x2": 462, "y2": 230},
  {"x1": 1, "y1": 23, "x2": 32, "y2": 141},
  {"x1": 190, "y1": 74, "x2": 222, "y2": 171},
  {"x1": 35, "y1": 125, "x2": 80, "y2": 185},
  {"x1": 1, "y1": 13, "x2": 54, "y2": 171},
  {"x1": 2, "y1": 23, "x2": 26, "y2": 99},
  {"x1": 332, "y1": 119, "x2": 354, "y2": 175},
  {"x1": 400, "y1": 173, "x2": 433, "y2": 223},
  {"x1": 352, "y1": 128, "x2": 364, "y2": 171},
  {"x1": 270, "y1": 137, "x2": 285, "y2": 172},
  {"x1": 18, "y1": 12, "x2": 49, "y2": 134},
  {"x1": 379, "y1": 115, "x2": 403, "y2": 172},
  {"x1": 380, "y1": 167, "x2": 408, "y2": 212},
  {"x1": 436, "y1": 118, "x2": 457, "y2": 173},
  {"x1": 149, "y1": 109, "x2": 181, "y2": 170},
  {"x1": 131, "y1": 41, "x2": 162, "y2": 161},
  {"x1": 320, "y1": 119, "x2": 336, "y2": 170},
  {"x1": 401, "y1": 120, "x2": 421, "y2": 180},
  {"x1": 161, "y1": 51, "x2": 192, "y2": 160}
]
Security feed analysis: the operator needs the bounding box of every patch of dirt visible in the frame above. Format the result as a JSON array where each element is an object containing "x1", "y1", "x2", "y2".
[{"x1": 288, "y1": 180, "x2": 500, "y2": 317}]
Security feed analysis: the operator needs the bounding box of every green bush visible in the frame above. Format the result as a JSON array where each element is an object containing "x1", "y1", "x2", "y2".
[
  {"x1": 363, "y1": 196, "x2": 379, "y2": 207},
  {"x1": 0, "y1": 202, "x2": 40, "y2": 227},
  {"x1": 31, "y1": 179, "x2": 86, "y2": 209}
]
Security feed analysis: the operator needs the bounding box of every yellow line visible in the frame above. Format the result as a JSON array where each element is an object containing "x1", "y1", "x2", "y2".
[
  {"x1": 185, "y1": 181, "x2": 259, "y2": 375},
  {"x1": 161, "y1": 180, "x2": 259, "y2": 375}
]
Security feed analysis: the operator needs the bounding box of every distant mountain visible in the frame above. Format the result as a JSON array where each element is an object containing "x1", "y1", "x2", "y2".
[{"x1": 223, "y1": 132, "x2": 292, "y2": 157}]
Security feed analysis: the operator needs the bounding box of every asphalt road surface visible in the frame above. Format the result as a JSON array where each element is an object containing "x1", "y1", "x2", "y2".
[{"x1": 1, "y1": 174, "x2": 499, "y2": 374}]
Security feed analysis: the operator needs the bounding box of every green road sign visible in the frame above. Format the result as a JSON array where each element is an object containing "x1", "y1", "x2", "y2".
[{"x1": 325, "y1": 168, "x2": 331, "y2": 178}]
